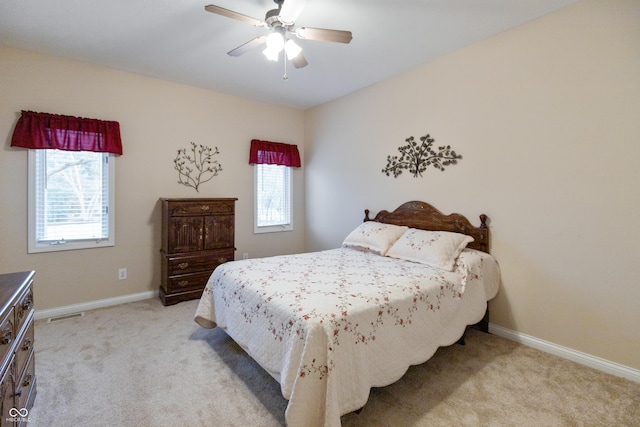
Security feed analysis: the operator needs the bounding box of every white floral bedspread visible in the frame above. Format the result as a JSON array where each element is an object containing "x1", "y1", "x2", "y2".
[{"x1": 195, "y1": 247, "x2": 500, "y2": 427}]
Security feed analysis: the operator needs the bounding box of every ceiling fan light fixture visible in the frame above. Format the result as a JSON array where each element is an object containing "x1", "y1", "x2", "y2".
[
  {"x1": 266, "y1": 27, "x2": 285, "y2": 52},
  {"x1": 285, "y1": 39, "x2": 302, "y2": 60},
  {"x1": 262, "y1": 46, "x2": 280, "y2": 62}
]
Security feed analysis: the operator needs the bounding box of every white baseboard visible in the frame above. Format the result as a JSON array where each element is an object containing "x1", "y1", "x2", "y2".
[
  {"x1": 34, "y1": 290, "x2": 158, "y2": 321},
  {"x1": 489, "y1": 323, "x2": 640, "y2": 383}
]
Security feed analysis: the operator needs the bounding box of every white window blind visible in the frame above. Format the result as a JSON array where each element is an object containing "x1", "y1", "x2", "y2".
[
  {"x1": 254, "y1": 163, "x2": 292, "y2": 233},
  {"x1": 28, "y1": 149, "x2": 115, "y2": 252}
]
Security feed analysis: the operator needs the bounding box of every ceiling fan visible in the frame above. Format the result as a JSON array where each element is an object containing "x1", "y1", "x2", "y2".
[{"x1": 204, "y1": 0, "x2": 352, "y2": 71}]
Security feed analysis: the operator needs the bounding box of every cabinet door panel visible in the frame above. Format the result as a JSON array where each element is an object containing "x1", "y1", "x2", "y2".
[
  {"x1": 168, "y1": 217, "x2": 203, "y2": 253},
  {"x1": 203, "y1": 215, "x2": 234, "y2": 250}
]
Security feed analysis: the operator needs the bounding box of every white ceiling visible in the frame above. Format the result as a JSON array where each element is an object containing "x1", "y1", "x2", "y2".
[{"x1": 0, "y1": 0, "x2": 577, "y2": 110}]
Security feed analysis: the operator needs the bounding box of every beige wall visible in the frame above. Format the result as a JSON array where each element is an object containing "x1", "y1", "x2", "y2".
[
  {"x1": 304, "y1": 0, "x2": 640, "y2": 370},
  {"x1": 0, "y1": 45, "x2": 305, "y2": 310}
]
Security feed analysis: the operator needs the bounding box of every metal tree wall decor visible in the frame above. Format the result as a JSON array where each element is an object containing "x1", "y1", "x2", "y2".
[
  {"x1": 382, "y1": 133, "x2": 462, "y2": 178},
  {"x1": 174, "y1": 142, "x2": 223, "y2": 192}
]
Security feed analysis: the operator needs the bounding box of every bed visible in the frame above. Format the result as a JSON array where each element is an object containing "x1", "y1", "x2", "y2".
[{"x1": 194, "y1": 201, "x2": 500, "y2": 426}]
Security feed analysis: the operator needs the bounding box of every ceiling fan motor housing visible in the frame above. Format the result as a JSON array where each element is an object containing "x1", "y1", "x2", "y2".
[
  {"x1": 265, "y1": 8, "x2": 295, "y2": 31},
  {"x1": 265, "y1": 8, "x2": 281, "y2": 27}
]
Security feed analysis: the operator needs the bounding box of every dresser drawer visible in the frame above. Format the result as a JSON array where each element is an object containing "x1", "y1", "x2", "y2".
[
  {"x1": 167, "y1": 250, "x2": 234, "y2": 276},
  {"x1": 15, "y1": 350, "x2": 35, "y2": 414},
  {"x1": 15, "y1": 318, "x2": 34, "y2": 380},
  {"x1": 0, "y1": 307, "x2": 14, "y2": 368},
  {"x1": 168, "y1": 200, "x2": 235, "y2": 217},
  {"x1": 0, "y1": 361, "x2": 15, "y2": 423},
  {"x1": 166, "y1": 271, "x2": 214, "y2": 293},
  {"x1": 15, "y1": 286, "x2": 34, "y2": 337}
]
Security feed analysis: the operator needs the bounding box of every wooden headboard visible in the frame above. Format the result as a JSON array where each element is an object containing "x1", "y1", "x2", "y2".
[{"x1": 364, "y1": 201, "x2": 490, "y2": 253}]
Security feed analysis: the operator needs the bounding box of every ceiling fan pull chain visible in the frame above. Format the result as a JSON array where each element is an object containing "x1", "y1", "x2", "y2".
[{"x1": 283, "y1": 53, "x2": 289, "y2": 80}]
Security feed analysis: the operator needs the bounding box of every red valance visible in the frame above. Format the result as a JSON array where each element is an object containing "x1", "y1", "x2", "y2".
[
  {"x1": 11, "y1": 110, "x2": 123, "y2": 155},
  {"x1": 249, "y1": 139, "x2": 301, "y2": 167}
]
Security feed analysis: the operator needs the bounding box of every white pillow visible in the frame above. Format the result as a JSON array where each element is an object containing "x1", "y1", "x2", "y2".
[
  {"x1": 342, "y1": 222, "x2": 408, "y2": 255},
  {"x1": 385, "y1": 228, "x2": 474, "y2": 271}
]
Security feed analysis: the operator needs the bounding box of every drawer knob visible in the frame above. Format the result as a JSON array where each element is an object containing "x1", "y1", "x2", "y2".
[
  {"x1": 178, "y1": 262, "x2": 189, "y2": 269},
  {"x1": 1, "y1": 328, "x2": 12, "y2": 345},
  {"x1": 177, "y1": 280, "x2": 189, "y2": 287},
  {"x1": 22, "y1": 373, "x2": 33, "y2": 387},
  {"x1": 201, "y1": 205, "x2": 210, "y2": 211},
  {"x1": 19, "y1": 298, "x2": 33, "y2": 320},
  {"x1": 217, "y1": 257, "x2": 227, "y2": 263}
]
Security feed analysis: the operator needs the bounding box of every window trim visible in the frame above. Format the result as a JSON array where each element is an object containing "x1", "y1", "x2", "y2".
[
  {"x1": 27, "y1": 149, "x2": 116, "y2": 253},
  {"x1": 253, "y1": 163, "x2": 293, "y2": 234}
]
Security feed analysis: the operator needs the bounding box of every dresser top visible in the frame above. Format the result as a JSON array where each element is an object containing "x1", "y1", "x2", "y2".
[
  {"x1": 160, "y1": 198, "x2": 238, "y2": 202},
  {"x1": 0, "y1": 271, "x2": 35, "y2": 315}
]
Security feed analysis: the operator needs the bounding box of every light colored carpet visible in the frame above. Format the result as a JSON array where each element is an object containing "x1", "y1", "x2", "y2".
[{"x1": 29, "y1": 298, "x2": 640, "y2": 426}]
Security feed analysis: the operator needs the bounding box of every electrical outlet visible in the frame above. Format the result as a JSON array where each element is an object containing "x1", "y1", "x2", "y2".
[
  {"x1": 242, "y1": 253, "x2": 249, "y2": 260},
  {"x1": 118, "y1": 268, "x2": 127, "y2": 280}
]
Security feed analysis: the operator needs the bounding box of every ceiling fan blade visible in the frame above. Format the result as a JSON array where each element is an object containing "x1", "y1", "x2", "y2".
[
  {"x1": 227, "y1": 36, "x2": 267, "y2": 57},
  {"x1": 291, "y1": 52, "x2": 308, "y2": 69},
  {"x1": 279, "y1": 0, "x2": 308, "y2": 24},
  {"x1": 295, "y1": 27, "x2": 353, "y2": 44},
  {"x1": 204, "y1": 4, "x2": 265, "y2": 27}
]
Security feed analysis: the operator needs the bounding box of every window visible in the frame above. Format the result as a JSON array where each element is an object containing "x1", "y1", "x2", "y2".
[
  {"x1": 254, "y1": 163, "x2": 292, "y2": 233},
  {"x1": 249, "y1": 139, "x2": 300, "y2": 234},
  {"x1": 28, "y1": 149, "x2": 115, "y2": 253},
  {"x1": 10, "y1": 110, "x2": 122, "y2": 253}
]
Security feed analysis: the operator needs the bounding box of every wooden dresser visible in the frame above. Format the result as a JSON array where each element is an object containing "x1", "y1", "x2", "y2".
[
  {"x1": 0, "y1": 271, "x2": 36, "y2": 425},
  {"x1": 160, "y1": 198, "x2": 237, "y2": 306}
]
